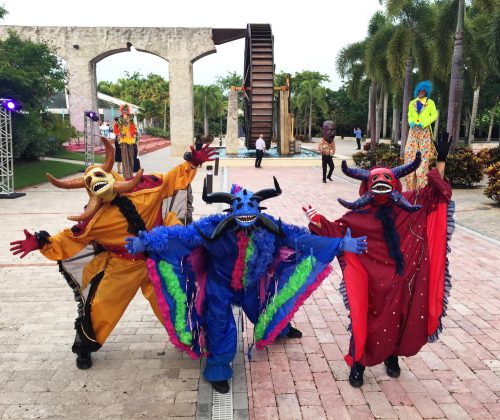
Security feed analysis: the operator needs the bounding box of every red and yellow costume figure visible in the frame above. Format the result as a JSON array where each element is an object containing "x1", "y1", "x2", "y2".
[
  {"x1": 9, "y1": 138, "x2": 216, "y2": 369},
  {"x1": 304, "y1": 133, "x2": 455, "y2": 388},
  {"x1": 114, "y1": 104, "x2": 138, "y2": 179},
  {"x1": 405, "y1": 80, "x2": 438, "y2": 190}
]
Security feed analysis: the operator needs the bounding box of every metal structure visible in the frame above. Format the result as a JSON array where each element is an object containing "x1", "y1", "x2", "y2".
[
  {"x1": 0, "y1": 101, "x2": 25, "y2": 199},
  {"x1": 243, "y1": 24, "x2": 274, "y2": 150},
  {"x1": 83, "y1": 111, "x2": 99, "y2": 167}
]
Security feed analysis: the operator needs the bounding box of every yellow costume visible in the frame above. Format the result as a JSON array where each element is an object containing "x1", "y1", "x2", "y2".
[
  {"x1": 405, "y1": 81, "x2": 438, "y2": 190},
  {"x1": 41, "y1": 164, "x2": 195, "y2": 350}
]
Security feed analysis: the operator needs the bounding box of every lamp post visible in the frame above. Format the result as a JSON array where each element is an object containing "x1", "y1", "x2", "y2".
[
  {"x1": 0, "y1": 98, "x2": 25, "y2": 199},
  {"x1": 83, "y1": 110, "x2": 99, "y2": 167}
]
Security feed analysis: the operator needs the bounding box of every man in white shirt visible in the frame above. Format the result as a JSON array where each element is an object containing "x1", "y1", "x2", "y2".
[{"x1": 255, "y1": 134, "x2": 266, "y2": 168}]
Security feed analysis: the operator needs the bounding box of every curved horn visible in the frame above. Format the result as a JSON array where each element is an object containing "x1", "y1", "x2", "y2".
[
  {"x1": 389, "y1": 191, "x2": 422, "y2": 212},
  {"x1": 341, "y1": 161, "x2": 370, "y2": 181},
  {"x1": 337, "y1": 192, "x2": 375, "y2": 210},
  {"x1": 47, "y1": 173, "x2": 85, "y2": 189},
  {"x1": 257, "y1": 214, "x2": 284, "y2": 237},
  {"x1": 253, "y1": 176, "x2": 282, "y2": 202},
  {"x1": 391, "y1": 151, "x2": 421, "y2": 179},
  {"x1": 113, "y1": 169, "x2": 144, "y2": 193},
  {"x1": 100, "y1": 136, "x2": 115, "y2": 172},
  {"x1": 67, "y1": 195, "x2": 102, "y2": 221},
  {"x1": 195, "y1": 215, "x2": 236, "y2": 242},
  {"x1": 202, "y1": 179, "x2": 234, "y2": 204}
]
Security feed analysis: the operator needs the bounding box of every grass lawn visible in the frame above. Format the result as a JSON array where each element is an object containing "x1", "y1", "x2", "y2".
[
  {"x1": 14, "y1": 160, "x2": 85, "y2": 190},
  {"x1": 51, "y1": 149, "x2": 104, "y2": 163}
]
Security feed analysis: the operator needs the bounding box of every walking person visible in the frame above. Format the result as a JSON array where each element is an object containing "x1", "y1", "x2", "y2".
[
  {"x1": 318, "y1": 121, "x2": 336, "y2": 183},
  {"x1": 354, "y1": 127, "x2": 362, "y2": 150},
  {"x1": 255, "y1": 134, "x2": 266, "y2": 168}
]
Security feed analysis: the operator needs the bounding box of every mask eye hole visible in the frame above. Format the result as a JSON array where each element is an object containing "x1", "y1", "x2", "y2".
[
  {"x1": 248, "y1": 202, "x2": 254, "y2": 208},
  {"x1": 383, "y1": 173, "x2": 392, "y2": 181},
  {"x1": 236, "y1": 203, "x2": 243, "y2": 210},
  {"x1": 95, "y1": 171, "x2": 105, "y2": 178},
  {"x1": 85, "y1": 177, "x2": 92, "y2": 188},
  {"x1": 372, "y1": 174, "x2": 379, "y2": 182}
]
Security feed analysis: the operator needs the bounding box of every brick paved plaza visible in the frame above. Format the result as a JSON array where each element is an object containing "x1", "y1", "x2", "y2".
[{"x1": 1, "y1": 144, "x2": 499, "y2": 419}]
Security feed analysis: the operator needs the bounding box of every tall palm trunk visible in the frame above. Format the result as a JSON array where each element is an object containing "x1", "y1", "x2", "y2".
[
  {"x1": 203, "y1": 96, "x2": 209, "y2": 136},
  {"x1": 369, "y1": 80, "x2": 377, "y2": 148},
  {"x1": 447, "y1": 0, "x2": 465, "y2": 151},
  {"x1": 308, "y1": 101, "x2": 313, "y2": 140},
  {"x1": 400, "y1": 55, "x2": 414, "y2": 158},
  {"x1": 468, "y1": 86, "x2": 480, "y2": 143},
  {"x1": 383, "y1": 91, "x2": 389, "y2": 139},
  {"x1": 391, "y1": 94, "x2": 400, "y2": 144},
  {"x1": 367, "y1": 89, "x2": 372, "y2": 135},
  {"x1": 434, "y1": 110, "x2": 440, "y2": 140},
  {"x1": 487, "y1": 103, "x2": 497, "y2": 141},
  {"x1": 376, "y1": 89, "x2": 383, "y2": 143}
]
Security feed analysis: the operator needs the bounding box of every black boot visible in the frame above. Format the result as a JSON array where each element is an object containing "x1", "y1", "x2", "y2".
[
  {"x1": 327, "y1": 176, "x2": 333, "y2": 181},
  {"x1": 384, "y1": 355, "x2": 401, "y2": 378},
  {"x1": 348, "y1": 362, "x2": 365, "y2": 388},
  {"x1": 211, "y1": 380, "x2": 230, "y2": 394},
  {"x1": 286, "y1": 326, "x2": 303, "y2": 339},
  {"x1": 76, "y1": 351, "x2": 92, "y2": 370}
]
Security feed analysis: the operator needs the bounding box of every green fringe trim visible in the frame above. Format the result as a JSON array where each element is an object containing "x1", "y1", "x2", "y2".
[
  {"x1": 157, "y1": 261, "x2": 192, "y2": 346},
  {"x1": 254, "y1": 256, "x2": 315, "y2": 341},
  {"x1": 242, "y1": 237, "x2": 255, "y2": 289}
]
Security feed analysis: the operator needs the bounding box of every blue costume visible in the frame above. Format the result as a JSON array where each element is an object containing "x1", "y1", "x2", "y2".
[{"x1": 126, "y1": 177, "x2": 367, "y2": 392}]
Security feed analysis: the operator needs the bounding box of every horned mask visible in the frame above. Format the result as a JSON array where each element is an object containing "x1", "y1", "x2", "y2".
[{"x1": 46, "y1": 137, "x2": 144, "y2": 221}]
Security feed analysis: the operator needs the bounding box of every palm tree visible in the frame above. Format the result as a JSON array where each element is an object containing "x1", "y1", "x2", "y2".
[
  {"x1": 365, "y1": 13, "x2": 396, "y2": 142},
  {"x1": 446, "y1": 0, "x2": 465, "y2": 149},
  {"x1": 295, "y1": 80, "x2": 328, "y2": 140},
  {"x1": 194, "y1": 85, "x2": 224, "y2": 136},
  {"x1": 384, "y1": 0, "x2": 433, "y2": 156}
]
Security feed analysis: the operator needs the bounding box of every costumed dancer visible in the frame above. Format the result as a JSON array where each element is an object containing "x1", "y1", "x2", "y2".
[
  {"x1": 126, "y1": 178, "x2": 368, "y2": 393},
  {"x1": 405, "y1": 80, "x2": 438, "y2": 190},
  {"x1": 304, "y1": 132, "x2": 454, "y2": 387},
  {"x1": 114, "y1": 104, "x2": 137, "y2": 179},
  {"x1": 9, "y1": 137, "x2": 216, "y2": 369},
  {"x1": 318, "y1": 121, "x2": 336, "y2": 183}
]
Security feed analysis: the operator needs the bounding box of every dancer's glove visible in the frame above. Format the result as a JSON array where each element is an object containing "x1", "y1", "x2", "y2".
[
  {"x1": 125, "y1": 236, "x2": 146, "y2": 255},
  {"x1": 434, "y1": 132, "x2": 453, "y2": 162},
  {"x1": 338, "y1": 228, "x2": 368, "y2": 254},
  {"x1": 188, "y1": 144, "x2": 218, "y2": 167},
  {"x1": 302, "y1": 204, "x2": 321, "y2": 227},
  {"x1": 9, "y1": 229, "x2": 41, "y2": 258}
]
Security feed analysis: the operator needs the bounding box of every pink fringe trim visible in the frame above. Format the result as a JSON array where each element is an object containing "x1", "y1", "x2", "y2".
[
  {"x1": 255, "y1": 264, "x2": 333, "y2": 350},
  {"x1": 146, "y1": 258, "x2": 200, "y2": 360},
  {"x1": 231, "y1": 231, "x2": 250, "y2": 290},
  {"x1": 187, "y1": 247, "x2": 207, "y2": 315}
]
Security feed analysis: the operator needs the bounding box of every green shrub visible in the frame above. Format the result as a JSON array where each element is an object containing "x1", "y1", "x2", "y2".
[
  {"x1": 484, "y1": 162, "x2": 500, "y2": 206},
  {"x1": 145, "y1": 127, "x2": 170, "y2": 139},
  {"x1": 476, "y1": 147, "x2": 500, "y2": 168},
  {"x1": 445, "y1": 147, "x2": 483, "y2": 187},
  {"x1": 352, "y1": 143, "x2": 402, "y2": 169}
]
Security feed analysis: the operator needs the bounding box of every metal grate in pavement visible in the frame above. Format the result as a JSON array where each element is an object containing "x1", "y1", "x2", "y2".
[{"x1": 212, "y1": 379, "x2": 233, "y2": 420}]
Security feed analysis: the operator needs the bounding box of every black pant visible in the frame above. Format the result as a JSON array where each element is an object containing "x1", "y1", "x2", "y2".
[
  {"x1": 255, "y1": 149, "x2": 264, "y2": 167},
  {"x1": 322, "y1": 155, "x2": 334, "y2": 181},
  {"x1": 356, "y1": 138, "x2": 361, "y2": 149}
]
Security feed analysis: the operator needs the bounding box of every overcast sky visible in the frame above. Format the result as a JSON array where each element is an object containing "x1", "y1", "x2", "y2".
[{"x1": 2, "y1": 0, "x2": 383, "y2": 89}]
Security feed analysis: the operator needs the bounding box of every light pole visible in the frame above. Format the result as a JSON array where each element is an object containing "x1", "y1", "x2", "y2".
[
  {"x1": 83, "y1": 110, "x2": 99, "y2": 167},
  {"x1": 0, "y1": 98, "x2": 25, "y2": 199}
]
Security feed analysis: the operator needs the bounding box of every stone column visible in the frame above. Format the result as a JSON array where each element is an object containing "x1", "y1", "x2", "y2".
[
  {"x1": 66, "y1": 59, "x2": 98, "y2": 134},
  {"x1": 279, "y1": 90, "x2": 291, "y2": 156},
  {"x1": 169, "y1": 58, "x2": 194, "y2": 157},
  {"x1": 225, "y1": 89, "x2": 239, "y2": 155}
]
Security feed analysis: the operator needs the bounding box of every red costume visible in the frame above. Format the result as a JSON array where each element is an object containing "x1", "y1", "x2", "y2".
[{"x1": 308, "y1": 152, "x2": 454, "y2": 371}]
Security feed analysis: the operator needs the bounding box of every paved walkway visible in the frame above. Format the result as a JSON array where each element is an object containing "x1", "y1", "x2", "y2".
[
  {"x1": 0, "y1": 146, "x2": 499, "y2": 419},
  {"x1": 229, "y1": 166, "x2": 500, "y2": 420}
]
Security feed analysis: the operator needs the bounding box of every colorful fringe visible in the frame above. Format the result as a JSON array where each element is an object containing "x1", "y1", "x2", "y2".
[
  {"x1": 231, "y1": 231, "x2": 251, "y2": 290},
  {"x1": 146, "y1": 258, "x2": 200, "y2": 359}
]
